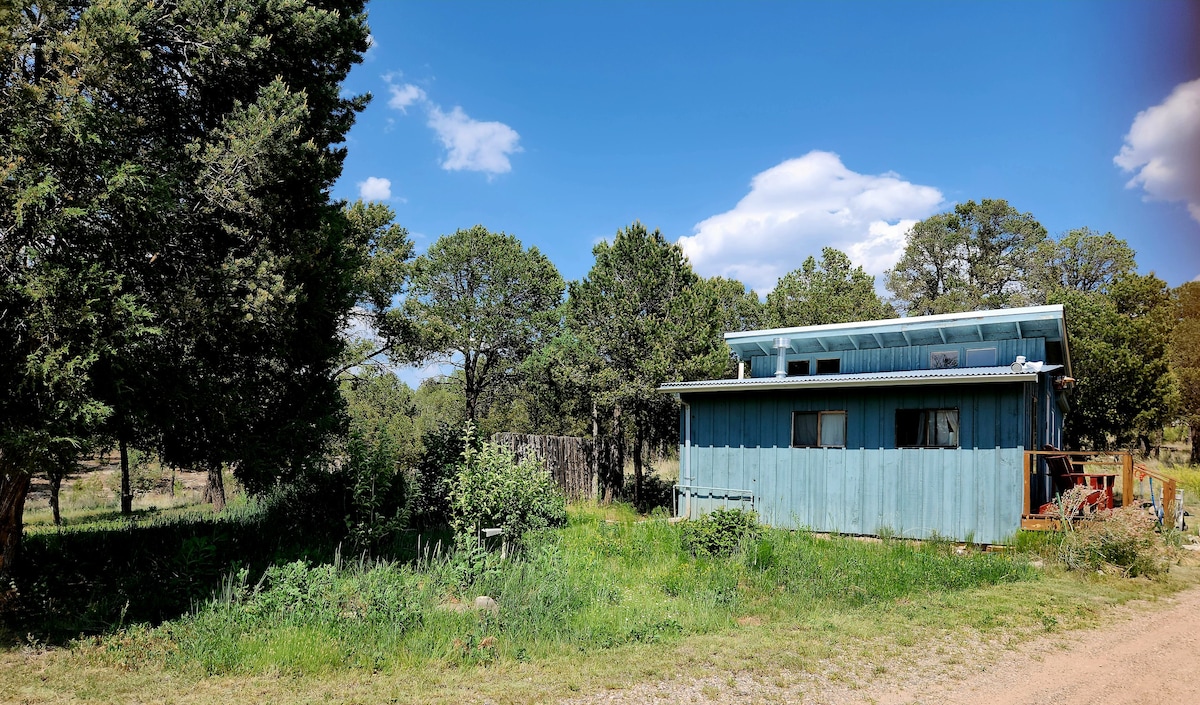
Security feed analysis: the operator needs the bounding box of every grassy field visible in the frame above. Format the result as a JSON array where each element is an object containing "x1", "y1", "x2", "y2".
[{"x1": 2, "y1": 497, "x2": 1197, "y2": 704}]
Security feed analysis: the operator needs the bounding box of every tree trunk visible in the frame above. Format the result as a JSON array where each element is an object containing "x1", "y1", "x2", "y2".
[
  {"x1": 464, "y1": 351, "x2": 477, "y2": 421},
  {"x1": 611, "y1": 405, "x2": 624, "y2": 504},
  {"x1": 119, "y1": 436, "x2": 132, "y2": 515},
  {"x1": 49, "y1": 470, "x2": 62, "y2": 527},
  {"x1": 0, "y1": 467, "x2": 31, "y2": 579},
  {"x1": 1136, "y1": 434, "x2": 1151, "y2": 459},
  {"x1": 1191, "y1": 422, "x2": 1200, "y2": 466},
  {"x1": 591, "y1": 402, "x2": 600, "y2": 500},
  {"x1": 633, "y1": 424, "x2": 644, "y2": 508},
  {"x1": 202, "y1": 465, "x2": 226, "y2": 512}
]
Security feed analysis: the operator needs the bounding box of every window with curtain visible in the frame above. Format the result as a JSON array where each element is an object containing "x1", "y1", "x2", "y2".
[
  {"x1": 895, "y1": 408, "x2": 959, "y2": 448},
  {"x1": 792, "y1": 411, "x2": 847, "y2": 448}
]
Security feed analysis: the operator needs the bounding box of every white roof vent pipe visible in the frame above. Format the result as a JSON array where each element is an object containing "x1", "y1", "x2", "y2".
[
  {"x1": 774, "y1": 337, "x2": 790, "y2": 378},
  {"x1": 1010, "y1": 356, "x2": 1044, "y2": 373}
]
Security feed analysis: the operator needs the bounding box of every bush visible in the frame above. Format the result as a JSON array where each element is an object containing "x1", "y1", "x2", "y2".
[
  {"x1": 408, "y1": 423, "x2": 468, "y2": 530},
  {"x1": 342, "y1": 432, "x2": 409, "y2": 553},
  {"x1": 623, "y1": 471, "x2": 675, "y2": 515},
  {"x1": 448, "y1": 424, "x2": 567, "y2": 547},
  {"x1": 1057, "y1": 506, "x2": 1170, "y2": 577},
  {"x1": 680, "y1": 508, "x2": 760, "y2": 557}
]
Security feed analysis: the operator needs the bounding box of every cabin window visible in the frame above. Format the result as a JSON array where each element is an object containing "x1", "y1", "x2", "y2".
[
  {"x1": 815, "y1": 358, "x2": 840, "y2": 374},
  {"x1": 895, "y1": 409, "x2": 959, "y2": 448},
  {"x1": 792, "y1": 411, "x2": 847, "y2": 448},
  {"x1": 787, "y1": 359, "x2": 810, "y2": 376},
  {"x1": 965, "y1": 347, "x2": 997, "y2": 367},
  {"x1": 930, "y1": 350, "x2": 959, "y2": 369}
]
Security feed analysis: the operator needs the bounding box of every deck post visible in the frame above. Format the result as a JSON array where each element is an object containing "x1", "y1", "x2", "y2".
[
  {"x1": 1023, "y1": 450, "x2": 1032, "y2": 516},
  {"x1": 1163, "y1": 478, "x2": 1177, "y2": 527},
  {"x1": 1121, "y1": 453, "x2": 1134, "y2": 509}
]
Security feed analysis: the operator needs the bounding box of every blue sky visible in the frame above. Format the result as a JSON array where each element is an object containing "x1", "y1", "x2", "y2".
[{"x1": 335, "y1": 0, "x2": 1200, "y2": 297}]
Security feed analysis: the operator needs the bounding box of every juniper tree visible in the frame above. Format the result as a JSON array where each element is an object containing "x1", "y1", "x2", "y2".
[
  {"x1": 567, "y1": 223, "x2": 725, "y2": 503},
  {"x1": 0, "y1": 0, "x2": 374, "y2": 572},
  {"x1": 764, "y1": 247, "x2": 893, "y2": 328}
]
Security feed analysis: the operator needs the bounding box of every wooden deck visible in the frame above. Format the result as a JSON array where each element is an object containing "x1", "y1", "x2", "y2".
[{"x1": 1021, "y1": 450, "x2": 1179, "y2": 530}]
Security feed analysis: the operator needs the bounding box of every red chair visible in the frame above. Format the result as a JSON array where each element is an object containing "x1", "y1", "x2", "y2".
[{"x1": 1037, "y1": 446, "x2": 1113, "y2": 515}]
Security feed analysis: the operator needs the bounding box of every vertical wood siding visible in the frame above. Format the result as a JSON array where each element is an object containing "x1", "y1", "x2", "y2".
[
  {"x1": 678, "y1": 385, "x2": 1030, "y2": 544},
  {"x1": 748, "y1": 338, "x2": 1049, "y2": 378}
]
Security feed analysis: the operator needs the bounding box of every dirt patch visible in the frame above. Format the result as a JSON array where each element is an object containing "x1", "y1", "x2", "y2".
[
  {"x1": 565, "y1": 585, "x2": 1200, "y2": 705},
  {"x1": 24, "y1": 453, "x2": 210, "y2": 510}
]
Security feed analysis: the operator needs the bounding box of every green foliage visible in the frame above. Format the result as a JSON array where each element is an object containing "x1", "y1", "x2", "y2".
[
  {"x1": 342, "y1": 432, "x2": 409, "y2": 553},
  {"x1": 404, "y1": 226, "x2": 565, "y2": 421},
  {"x1": 342, "y1": 370, "x2": 421, "y2": 473},
  {"x1": 764, "y1": 247, "x2": 893, "y2": 327},
  {"x1": 1053, "y1": 273, "x2": 1175, "y2": 449},
  {"x1": 702, "y1": 276, "x2": 765, "y2": 334},
  {"x1": 448, "y1": 426, "x2": 567, "y2": 544},
  {"x1": 0, "y1": 0, "x2": 379, "y2": 566},
  {"x1": 1032, "y1": 227, "x2": 1137, "y2": 295},
  {"x1": 681, "y1": 509, "x2": 761, "y2": 557},
  {"x1": 1170, "y1": 282, "x2": 1200, "y2": 463},
  {"x1": 622, "y1": 472, "x2": 675, "y2": 515},
  {"x1": 79, "y1": 509, "x2": 1035, "y2": 675},
  {"x1": 408, "y1": 422, "x2": 469, "y2": 530},
  {"x1": 567, "y1": 222, "x2": 725, "y2": 498},
  {"x1": 886, "y1": 199, "x2": 1047, "y2": 315},
  {"x1": 1055, "y1": 507, "x2": 1170, "y2": 577}
]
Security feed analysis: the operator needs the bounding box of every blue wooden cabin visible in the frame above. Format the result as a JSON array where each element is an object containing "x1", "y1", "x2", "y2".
[{"x1": 660, "y1": 305, "x2": 1074, "y2": 544}]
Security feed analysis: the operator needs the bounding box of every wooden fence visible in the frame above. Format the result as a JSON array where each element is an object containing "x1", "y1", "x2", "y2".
[{"x1": 492, "y1": 433, "x2": 617, "y2": 501}]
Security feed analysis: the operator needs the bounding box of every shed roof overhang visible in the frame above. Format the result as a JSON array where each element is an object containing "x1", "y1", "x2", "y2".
[
  {"x1": 659, "y1": 365, "x2": 1063, "y2": 395},
  {"x1": 723, "y1": 304, "x2": 1072, "y2": 376}
]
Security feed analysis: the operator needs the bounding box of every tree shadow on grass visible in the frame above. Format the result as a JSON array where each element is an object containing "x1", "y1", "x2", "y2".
[{"x1": 2, "y1": 496, "x2": 454, "y2": 645}]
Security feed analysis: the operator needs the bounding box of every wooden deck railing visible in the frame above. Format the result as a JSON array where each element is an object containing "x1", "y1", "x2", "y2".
[{"x1": 1021, "y1": 450, "x2": 1179, "y2": 531}]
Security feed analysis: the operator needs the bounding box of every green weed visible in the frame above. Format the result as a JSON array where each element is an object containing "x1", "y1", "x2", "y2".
[{"x1": 62, "y1": 506, "x2": 1039, "y2": 677}]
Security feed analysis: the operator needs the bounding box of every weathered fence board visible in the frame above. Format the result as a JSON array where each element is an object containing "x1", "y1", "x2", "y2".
[{"x1": 492, "y1": 433, "x2": 615, "y2": 501}]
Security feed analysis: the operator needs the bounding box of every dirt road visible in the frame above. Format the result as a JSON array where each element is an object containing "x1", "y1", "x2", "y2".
[
  {"x1": 569, "y1": 585, "x2": 1200, "y2": 705},
  {"x1": 875, "y1": 585, "x2": 1200, "y2": 705}
]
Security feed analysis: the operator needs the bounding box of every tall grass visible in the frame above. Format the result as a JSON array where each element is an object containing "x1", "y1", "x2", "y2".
[{"x1": 87, "y1": 504, "x2": 1036, "y2": 676}]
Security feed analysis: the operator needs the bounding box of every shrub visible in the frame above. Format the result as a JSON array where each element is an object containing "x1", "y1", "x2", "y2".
[
  {"x1": 408, "y1": 423, "x2": 468, "y2": 529},
  {"x1": 1056, "y1": 506, "x2": 1170, "y2": 577},
  {"x1": 680, "y1": 508, "x2": 760, "y2": 557},
  {"x1": 448, "y1": 424, "x2": 567, "y2": 547},
  {"x1": 623, "y1": 471, "x2": 675, "y2": 515},
  {"x1": 342, "y1": 432, "x2": 410, "y2": 553}
]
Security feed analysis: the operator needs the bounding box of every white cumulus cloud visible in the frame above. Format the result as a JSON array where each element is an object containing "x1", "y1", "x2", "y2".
[
  {"x1": 1114, "y1": 77, "x2": 1200, "y2": 224},
  {"x1": 679, "y1": 151, "x2": 944, "y2": 292},
  {"x1": 383, "y1": 73, "x2": 521, "y2": 176},
  {"x1": 358, "y1": 176, "x2": 392, "y2": 201},
  {"x1": 387, "y1": 81, "x2": 426, "y2": 113},
  {"x1": 426, "y1": 105, "x2": 522, "y2": 175}
]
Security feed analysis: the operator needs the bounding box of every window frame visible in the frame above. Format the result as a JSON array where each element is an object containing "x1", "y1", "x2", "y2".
[
  {"x1": 786, "y1": 359, "x2": 810, "y2": 376},
  {"x1": 895, "y1": 408, "x2": 960, "y2": 449},
  {"x1": 791, "y1": 410, "x2": 848, "y2": 448},
  {"x1": 815, "y1": 358, "x2": 840, "y2": 375},
  {"x1": 929, "y1": 350, "x2": 960, "y2": 369},
  {"x1": 965, "y1": 347, "x2": 998, "y2": 367}
]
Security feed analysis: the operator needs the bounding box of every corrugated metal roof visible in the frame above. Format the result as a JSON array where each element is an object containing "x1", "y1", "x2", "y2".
[
  {"x1": 723, "y1": 305, "x2": 1071, "y2": 375},
  {"x1": 659, "y1": 364, "x2": 1063, "y2": 394}
]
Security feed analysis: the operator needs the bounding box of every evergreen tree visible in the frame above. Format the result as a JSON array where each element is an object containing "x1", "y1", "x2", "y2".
[
  {"x1": 886, "y1": 199, "x2": 1047, "y2": 315},
  {"x1": 567, "y1": 222, "x2": 725, "y2": 502},
  {"x1": 0, "y1": 0, "x2": 374, "y2": 573},
  {"x1": 404, "y1": 226, "x2": 564, "y2": 422},
  {"x1": 764, "y1": 247, "x2": 893, "y2": 328}
]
